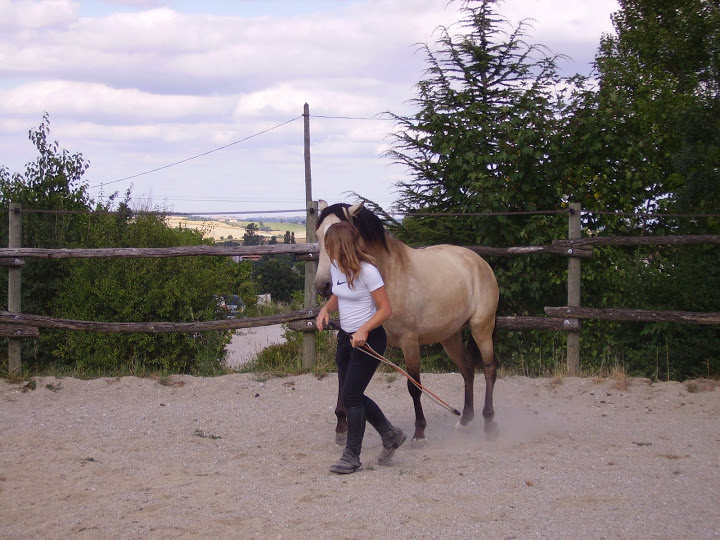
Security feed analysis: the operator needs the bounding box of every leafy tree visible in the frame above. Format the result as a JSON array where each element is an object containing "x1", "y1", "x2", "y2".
[
  {"x1": 0, "y1": 113, "x2": 92, "y2": 319},
  {"x1": 579, "y1": 0, "x2": 720, "y2": 378},
  {"x1": 243, "y1": 222, "x2": 262, "y2": 246},
  {"x1": 253, "y1": 255, "x2": 304, "y2": 304},
  {"x1": 384, "y1": 0, "x2": 572, "y2": 370},
  {"x1": 384, "y1": 0, "x2": 719, "y2": 378},
  {"x1": 283, "y1": 231, "x2": 296, "y2": 244},
  {"x1": 595, "y1": 0, "x2": 720, "y2": 220},
  {"x1": 0, "y1": 115, "x2": 256, "y2": 375},
  {"x1": 51, "y1": 211, "x2": 236, "y2": 374}
]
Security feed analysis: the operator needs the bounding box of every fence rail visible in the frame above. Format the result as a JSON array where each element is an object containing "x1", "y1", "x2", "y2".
[
  {"x1": 0, "y1": 309, "x2": 318, "y2": 333},
  {"x1": 545, "y1": 306, "x2": 720, "y2": 325}
]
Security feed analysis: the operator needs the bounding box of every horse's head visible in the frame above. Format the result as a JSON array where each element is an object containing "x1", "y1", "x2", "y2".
[{"x1": 313, "y1": 200, "x2": 387, "y2": 298}]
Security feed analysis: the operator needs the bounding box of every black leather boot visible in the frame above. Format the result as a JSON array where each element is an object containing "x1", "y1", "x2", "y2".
[
  {"x1": 375, "y1": 423, "x2": 406, "y2": 465},
  {"x1": 365, "y1": 399, "x2": 406, "y2": 465},
  {"x1": 330, "y1": 406, "x2": 365, "y2": 474}
]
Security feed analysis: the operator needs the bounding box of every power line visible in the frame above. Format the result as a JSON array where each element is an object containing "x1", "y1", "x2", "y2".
[
  {"x1": 86, "y1": 112, "x2": 398, "y2": 193},
  {"x1": 88, "y1": 115, "x2": 303, "y2": 190},
  {"x1": 310, "y1": 114, "x2": 394, "y2": 121}
]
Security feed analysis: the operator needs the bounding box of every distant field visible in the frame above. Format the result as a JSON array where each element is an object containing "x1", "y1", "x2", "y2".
[{"x1": 165, "y1": 216, "x2": 307, "y2": 243}]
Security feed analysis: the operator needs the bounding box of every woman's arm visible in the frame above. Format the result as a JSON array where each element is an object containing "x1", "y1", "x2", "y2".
[
  {"x1": 351, "y1": 285, "x2": 392, "y2": 348},
  {"x1": 316, "y1": 294, "x2": 339, "y2": 331}
]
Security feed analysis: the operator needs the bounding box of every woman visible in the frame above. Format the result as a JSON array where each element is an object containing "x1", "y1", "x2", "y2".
[{"x1": 315, "y1": 221, "x2": 406, "y2": 474}]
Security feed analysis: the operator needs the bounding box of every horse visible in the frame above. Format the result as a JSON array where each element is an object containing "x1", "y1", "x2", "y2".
[{"x1": 314, "y1": 200, "x2": 500, "y2": 442}]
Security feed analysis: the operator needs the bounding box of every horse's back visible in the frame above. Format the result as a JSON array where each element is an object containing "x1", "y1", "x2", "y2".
[{"x1": 383, "y1": 243, "x2": 498, "y2": 344}]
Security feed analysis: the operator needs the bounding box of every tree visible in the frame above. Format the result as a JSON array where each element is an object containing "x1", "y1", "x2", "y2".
[
  {"x1": 580, "y1": 0, "x2": 720, "y2": 378},
  {"x1": 384, "y1": 0, "x2": 720, "y2": 378},
  {"x1": 385, "y1": 0, "x2": 569, "y2": 318},
  {"x1": 0, "y1": 113, "x2": 92, "y2": 320},
  {"x1": 253, "y1": 255, "x2": 304, "y2": 303},
  {"x1": 283, "y1": 231, "x2": 296, "y2": 244},
  {"x1": 53, "y1": 211, "x2": 236, "y2": 374},
  {"x1": 0, "y1": 115, "x2": 254, "y2": 375},
  {"x1": 243, "y1": 222, "x2": 262, "y2": 246},
  {"x1": 594, "y1": 0, "x2": 720, "y2": 220}
]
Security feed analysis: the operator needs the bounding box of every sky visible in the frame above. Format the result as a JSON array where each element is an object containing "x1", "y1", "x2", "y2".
[{"x1": 0, "y1": 0, "x2": 620, "y2": 216}]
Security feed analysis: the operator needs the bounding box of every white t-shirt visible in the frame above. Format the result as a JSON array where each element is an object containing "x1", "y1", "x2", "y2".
[{"x1": 330, "y1": 261, "x2": 385, "y2": 333}]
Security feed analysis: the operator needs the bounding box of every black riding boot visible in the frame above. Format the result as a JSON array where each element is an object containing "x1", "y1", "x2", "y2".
[
  {"x1": 373, "y1": 421, "x2": 406, "y2": 465},
  {"x1": 365, "y1": 399, "x2": 406, "y2": 465},
  {"x1": 330, "y1": 406, "x2": 365, "y2": 474}
]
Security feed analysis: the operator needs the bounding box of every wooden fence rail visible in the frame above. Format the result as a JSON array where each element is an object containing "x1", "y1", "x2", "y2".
[
  {"x1": 0, "y1": 244, "x2": 318, "y2": 260},
  {"x1": 0, "y1": 242, "x2": 594, "y2": 260},
  {"x1": 545, "y1": 306, "x2": 720, "y2": 325},
  {"x1": 553, "y1": 235, "x2": 720, "y2": 248},
  {"x1": 0, "y1": 309, "x2": 319, "y2": 333}
]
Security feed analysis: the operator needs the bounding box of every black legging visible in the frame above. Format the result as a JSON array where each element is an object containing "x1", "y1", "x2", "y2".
[{"x1": 336, "y1": 326, "x2": 388, "y2": 417}]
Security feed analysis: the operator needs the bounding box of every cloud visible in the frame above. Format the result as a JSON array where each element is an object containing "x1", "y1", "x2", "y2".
[
  {"x1": 0, "y1": 0, "x2": 618, "y2": 212},
  {"x1": 0, "y1": 0, "x2": 77, "y2": 30},
  {"x1": 0, "y1": 80, "x2": 233, "y2": 122}
]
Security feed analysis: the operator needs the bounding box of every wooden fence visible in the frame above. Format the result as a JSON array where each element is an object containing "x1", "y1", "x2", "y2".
[{"x1": 2, "y1": 202, "x2": 719, "y2": 376}]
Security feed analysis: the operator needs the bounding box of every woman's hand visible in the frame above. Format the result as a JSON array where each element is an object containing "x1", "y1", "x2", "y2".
[
  {"x1": 316, "y1": 295, "x2": 338, "y2": 332},
  {"x1": 316, "y1": 308, "x2": 329, "y2": 332},
  {"x1": 351, "y1": 327, "x2": 369, "y2": 348}
]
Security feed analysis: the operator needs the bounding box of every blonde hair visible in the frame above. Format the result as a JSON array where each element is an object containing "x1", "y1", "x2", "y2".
[{"x1": 325, "y1": 221, "x2": 375, "y2": 289}]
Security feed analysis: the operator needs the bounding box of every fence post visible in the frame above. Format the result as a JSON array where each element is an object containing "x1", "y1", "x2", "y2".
[
  {"x1": 8, "y1": 203, "x2": 22, "y2": 373},
  {"x1": 567, "y1": 202, "x2": 581, "y2": 375},
  {"x1": 302, "y1": 104, "x2": 317, "y2": 369}
]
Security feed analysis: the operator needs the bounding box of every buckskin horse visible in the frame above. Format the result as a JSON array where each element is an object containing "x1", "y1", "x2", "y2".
[{"x1": 314, "y1": 201, "x2": 500, "y2": 442}]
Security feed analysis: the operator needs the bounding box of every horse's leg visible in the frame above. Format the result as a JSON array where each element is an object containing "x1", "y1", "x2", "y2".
[
  {"x1": 470, "y1": 323, "x2": 499, "y2": 435},
  {"x1": 440, "y1": 331, "x2": 475, "y2": 426},
  {"x1": 399, "y1": 338, "x2": 426, "y2": 441}
]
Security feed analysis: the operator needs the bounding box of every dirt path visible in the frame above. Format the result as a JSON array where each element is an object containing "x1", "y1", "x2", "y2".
[
  {"x1": 224, "y1": 325, "x2": 287, "y2": 369},
  {"x1": 1, "y1": 374, "x2": 718, "y2": 539}
]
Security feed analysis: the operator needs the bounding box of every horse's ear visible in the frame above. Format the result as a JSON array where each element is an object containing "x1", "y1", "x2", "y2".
[
  {"x1": 348, "y1": 201, "x2": 364, "y2": 217},
  {"x1": 318, "y1": 200, "x2": 328, "y2": 211}
]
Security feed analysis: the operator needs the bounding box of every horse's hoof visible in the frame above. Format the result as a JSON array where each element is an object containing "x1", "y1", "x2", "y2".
[
  {"x1": 484, "y1": 420, "x2": 499, "y2": 441},
  {"x1": 335, "y1": 431, "x2": 347, "y2": 446},
  {"x1": 410, "y1": 437, "x2": 428, "y2": 448},
  {"x1": 454, "y1": 420, "x2": 471, "y2": 431}
]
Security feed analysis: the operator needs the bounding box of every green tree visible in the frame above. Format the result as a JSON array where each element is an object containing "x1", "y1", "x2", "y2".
[
  {"x1": 595, "y1": 0, "x2": 720, "y2": 219},
  {"x1": 253, "y1": 255, "x2": 304, "y2": 304},
  {"x1": 243, "y1": 222, "x2": 262, "y2": 246},
  {"x1": 0, "y1": 113, "x2": 92, "y2": 319},
  {"x1": 51, "y1": 211, "x2": 236, "y2": 375},
  {"x1": 384, "y1": 0, "x2": 570, "y2": 374},
  {"x1": 384, "y1": 0, "x2": 720, "y2": 378},
  {"x1": 578, "y1": 0, "x2": 720, "y2": 378},
  {"x1": 0, "y1": 115, "x2": 256, "y2": 375}
]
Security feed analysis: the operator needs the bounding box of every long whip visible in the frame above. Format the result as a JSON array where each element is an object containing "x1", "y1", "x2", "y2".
[{"x1": 327, "y1": 321, "x2": 461, "y2": 416}]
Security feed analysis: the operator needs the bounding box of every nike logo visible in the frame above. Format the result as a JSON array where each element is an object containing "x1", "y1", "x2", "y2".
[{"x1": 336, "y1": 280, "x2": 346, "y2": 285}]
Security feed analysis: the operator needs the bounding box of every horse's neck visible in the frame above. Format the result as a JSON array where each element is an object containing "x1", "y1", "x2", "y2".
[{"x1": 373, "y1": 234, "x2": 410, "y2": 282}]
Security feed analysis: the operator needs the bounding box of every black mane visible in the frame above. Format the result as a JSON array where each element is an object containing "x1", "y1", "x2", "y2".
[{"x1": 317, "y1": 203, "x2": 388, "y2": 252}]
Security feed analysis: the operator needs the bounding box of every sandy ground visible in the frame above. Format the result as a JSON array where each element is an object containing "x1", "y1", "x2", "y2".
[
  {"x1": 224, "y1": 325, "x2": 287, "y2": 369},
  {"x1": 1, "y1": 373, "x2": 718, "y2": 540}
]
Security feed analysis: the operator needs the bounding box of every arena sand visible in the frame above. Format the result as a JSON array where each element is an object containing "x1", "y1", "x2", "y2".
[{"x1": 1, "y1": 373, "x2": 718, "y2": 539}]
